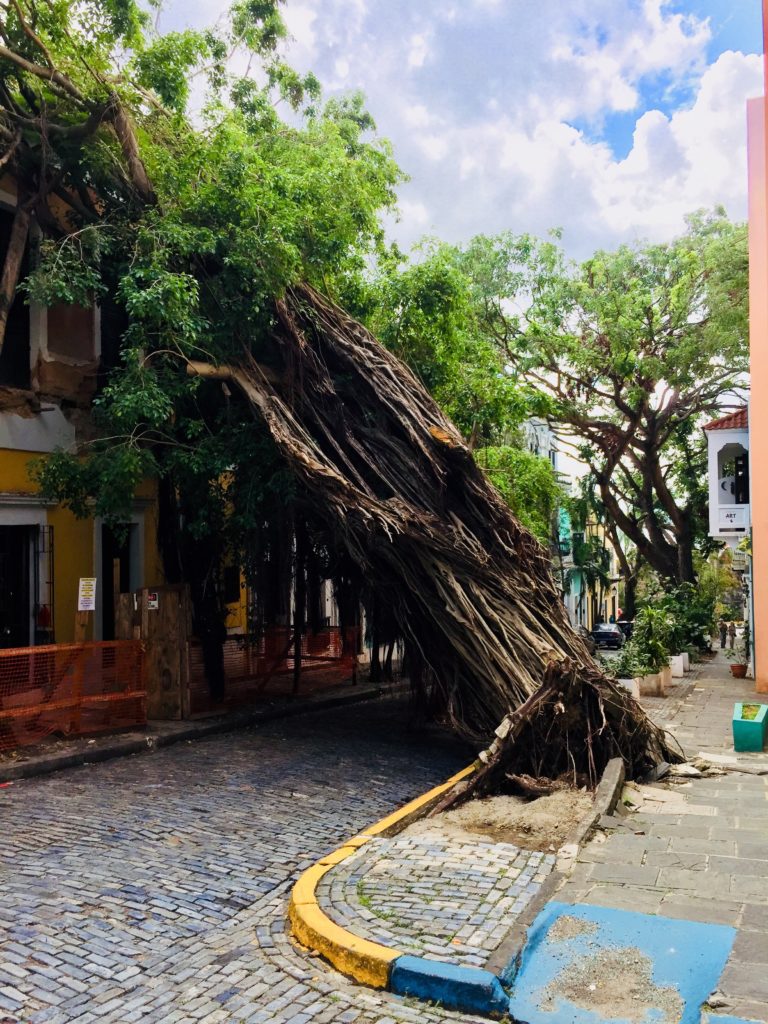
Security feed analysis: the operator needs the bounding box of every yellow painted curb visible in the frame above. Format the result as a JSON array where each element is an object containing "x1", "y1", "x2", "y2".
[
  {"x1": 287, "y1": 760, "x2": 478, "y2": 989},
  {"x1": 357, "y1": 763, "x2": 477, "y2": 839},
  {"x1": 289, "y1": 895, "x2": 401, "y2": 988}
]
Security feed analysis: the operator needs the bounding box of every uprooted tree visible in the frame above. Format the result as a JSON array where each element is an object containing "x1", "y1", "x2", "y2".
[{"x1": 0, "y1": 0, "x2": 679, "y2": 788}]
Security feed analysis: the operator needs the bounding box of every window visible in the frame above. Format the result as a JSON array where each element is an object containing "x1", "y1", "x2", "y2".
[{"x1": 46, "y1": 303, "x2": 96, "y2": 361}]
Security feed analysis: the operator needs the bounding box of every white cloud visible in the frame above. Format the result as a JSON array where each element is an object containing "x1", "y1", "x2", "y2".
[
  {"x1": 162, "y1": 0, "x2": 760, "y2": 257},
  {"x1": 407, "y1": 33, "x2": 431, "y2": 69},
  {"x1": 282, "y1": 3, "x2": 318, "y2": 58},
  {"x1": 417, "y1": 134, "x2": 450, "y2": 161},
  {"x1": 397, "y1": 198, "x2": 431, "y2": 228}
]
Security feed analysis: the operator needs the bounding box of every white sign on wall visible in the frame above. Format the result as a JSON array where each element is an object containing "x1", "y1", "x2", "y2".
[{"x1": 78, "y1": 577, "x2": 97, "y2": 612}]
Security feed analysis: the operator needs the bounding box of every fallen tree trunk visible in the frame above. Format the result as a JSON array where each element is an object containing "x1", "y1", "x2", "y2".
[{"x1": 212, "y1": 283, "x2": 680, "y2": 788}]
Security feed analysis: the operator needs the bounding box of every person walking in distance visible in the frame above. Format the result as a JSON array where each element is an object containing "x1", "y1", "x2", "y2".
[
  {"x1": 718, "y1": 619, "x2": 728, "y2": 649},
  {"x1": 728, "y1": 621, "x2": 737, "y2": 651}
]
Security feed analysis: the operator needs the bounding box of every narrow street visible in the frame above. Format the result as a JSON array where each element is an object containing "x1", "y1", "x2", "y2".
[{"x1": 0, "y1": 697, "x2": 477, "y2": 1024}]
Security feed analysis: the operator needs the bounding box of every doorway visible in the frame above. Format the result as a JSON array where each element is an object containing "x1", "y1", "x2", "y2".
[{"x1": 0, "y1": 526, "x2": 32, "y2": 648}]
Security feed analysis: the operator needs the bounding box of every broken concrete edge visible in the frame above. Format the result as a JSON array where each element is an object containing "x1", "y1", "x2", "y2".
[
  {"x1": 288, "y1": 761, "x2": 522, "y2": 1017},
  {"x1": 486, "y1": 755, "x2": 626, "y2": 983},
  {"x1": 0, "y1": 681, "x2": 410, "y2": 784}
]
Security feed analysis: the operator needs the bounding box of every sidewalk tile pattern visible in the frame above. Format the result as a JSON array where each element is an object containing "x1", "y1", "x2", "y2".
[{"x1": 557, "y1": 652, "x2": 768, "y2": 1024}]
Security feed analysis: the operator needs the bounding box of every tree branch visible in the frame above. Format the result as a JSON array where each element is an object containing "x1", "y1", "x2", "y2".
[
  {"x1": 0, "y1": 197, "x2": 31, "y2": 356},
  {"x1": 0, "y1": 43, "x2": 85, "y2": 102}
]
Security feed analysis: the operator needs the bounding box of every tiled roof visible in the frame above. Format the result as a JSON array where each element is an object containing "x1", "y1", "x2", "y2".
[{"x1": 702, "y1": 407, "x2": 748, "y2": 431}]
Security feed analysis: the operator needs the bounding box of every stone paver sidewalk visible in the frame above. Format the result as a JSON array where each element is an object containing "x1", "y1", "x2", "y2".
[
  {"x1": 315, "y1": 827, "x2": 555, "y2": 968},
  {"x1": 556, "y1": 651, "x2": 768, "y2": 1023}
]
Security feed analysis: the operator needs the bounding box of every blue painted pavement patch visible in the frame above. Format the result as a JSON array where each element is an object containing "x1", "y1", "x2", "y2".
[{"x1": 506, "y1": 902, "x2": 736, "y2": 1024}]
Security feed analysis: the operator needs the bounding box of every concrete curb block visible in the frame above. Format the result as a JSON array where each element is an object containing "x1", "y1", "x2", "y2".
[
  {"x1": 390, "y1": 956, "x2": 509, "y2": 1016},
  {"x1": 487, "y1": 756, "x2": 626, "y2": 982},
  {"x1": 0, "y1": 682, "x2": 409, "y2": 784}
]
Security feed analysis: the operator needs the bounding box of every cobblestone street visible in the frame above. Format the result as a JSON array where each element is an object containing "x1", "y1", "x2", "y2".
[{"x1": 0, "y1": 696, "x2": 486, "y2": 1024}]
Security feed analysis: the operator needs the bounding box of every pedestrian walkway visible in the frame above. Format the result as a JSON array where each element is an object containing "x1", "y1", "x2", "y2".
[{"x1": 551, "y1": 651, "x2": 768, "y2": 1023}]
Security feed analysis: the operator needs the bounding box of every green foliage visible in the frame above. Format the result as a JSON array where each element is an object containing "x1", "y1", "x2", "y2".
[
  {"x1": 475, "y1": 446, "x2": 562, "y2": 544},
  {"x1": 611, "y1": 643, "x2": 642, "y2": 680},
  {"x1": 657, "y1": 582, "x2": 714, "y2": 652},
  {"x1": 563, "y1": 533, "x2": 611, "y2": 598},
  {"x1": 735, "y1": 621, "x2": 751, "y2": 665},
  {"x1": 21, "y1": 229, "x2": 111, "y2": 307},
  {"x1": 134, "y1": 31, "x2": 217, "y2": 111},
  {"x1": 631, "y1": 607, "x2": 672, "y2": 674},
  {"x1": 30, "y1": 446, "x2": 156, "y2": 528}
]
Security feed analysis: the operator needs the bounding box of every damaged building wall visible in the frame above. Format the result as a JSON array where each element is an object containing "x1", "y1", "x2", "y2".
[{"x1": 0, "y1": 175, "x2": 163, "y2": 646}]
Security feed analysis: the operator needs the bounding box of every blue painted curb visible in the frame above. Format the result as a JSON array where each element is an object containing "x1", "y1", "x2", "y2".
[{"x1": 390, "y1": 954, "x2": 509, "y2": 1016}]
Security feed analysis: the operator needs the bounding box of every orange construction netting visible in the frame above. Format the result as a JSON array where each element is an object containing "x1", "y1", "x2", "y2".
[
  {"x1": 188, "y1": 625, "x2": 360, "y2": 715},
  {"x1": 0, "y1": 641, "x2": 146, "y2": 753}
]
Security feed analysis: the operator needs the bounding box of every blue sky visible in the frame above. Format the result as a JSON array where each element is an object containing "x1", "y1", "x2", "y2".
[
  {"x1": 587, "y1": 1, "x2": 762, "y2": 158},
  {"x1": 168, "y1": 0, "x2": 764, "y2": 257}
]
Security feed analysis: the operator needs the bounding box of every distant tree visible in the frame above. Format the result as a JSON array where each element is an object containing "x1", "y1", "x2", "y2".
[
  {"x1": 475, "y1": 445, "x2": 562, "y2": 545},
  {"x1": 450, "y1": 214, "x2": 749, "y2": 584}
]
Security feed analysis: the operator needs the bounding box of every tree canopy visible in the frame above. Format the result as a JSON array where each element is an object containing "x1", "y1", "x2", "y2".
[
  {"x1": 1, "y1": 0, "x2": 405, "y2": 615},
  {"x1": 393, "y1": 217, "x2": 748, "y2": 585}
]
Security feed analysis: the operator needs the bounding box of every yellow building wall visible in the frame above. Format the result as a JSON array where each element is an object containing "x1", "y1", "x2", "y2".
[
  {"x1": 47, "y1": 506, "x2": 95, "y2": 641},
  {"x1": 0, "y1": 448, "x2": 164, "y2": 643}
]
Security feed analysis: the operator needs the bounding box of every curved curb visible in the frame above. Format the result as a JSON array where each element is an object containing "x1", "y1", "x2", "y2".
[
  {"x1": 288, "y1": 756, "x2": 625, "y2": 1018},
  {"x1": 287, "y1": 763, "x2": 479, "y2": 993}
]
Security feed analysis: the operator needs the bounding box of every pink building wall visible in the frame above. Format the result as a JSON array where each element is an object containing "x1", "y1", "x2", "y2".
[{"x1": 748, "y1": 3, "x2": 768, "y2": 691}]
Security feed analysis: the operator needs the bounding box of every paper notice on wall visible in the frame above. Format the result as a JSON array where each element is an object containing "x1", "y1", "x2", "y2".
[
  {"x1": 78, "y1": 577, "x2": 97, "y2": 612},
  {"x1": 147, "y1": 592, "x2": 159, "y2": 611}
]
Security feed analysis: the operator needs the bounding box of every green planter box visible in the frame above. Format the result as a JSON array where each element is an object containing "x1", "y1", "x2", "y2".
[{"x1": 732, "y1": 703, "x2": 768, "y2": 752}]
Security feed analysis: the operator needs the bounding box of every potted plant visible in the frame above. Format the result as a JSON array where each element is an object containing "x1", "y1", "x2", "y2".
[
  {"x1": 610, "y1": 644, "x2": 642, "y2": 699},
  {"x1": 732, "y1": 701, "x2": 768, "y2": 752},
  {"x1": 632, "y1": 607, "x2": 672, "y2": 696},
  {"x1": 729, "y1": 623, "x2": 751, "y2": 679}
]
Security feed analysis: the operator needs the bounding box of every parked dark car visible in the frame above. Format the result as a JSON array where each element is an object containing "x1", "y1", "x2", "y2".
[
  {"x1": 616, "y1": 619, "x2": 634, "y2": 640},
  {"x1": 591, "y1": 622, "x2": 625, "y2": 649},
  {"x1": 575, "y1": 624, "x2": 597, "y2": 654}
]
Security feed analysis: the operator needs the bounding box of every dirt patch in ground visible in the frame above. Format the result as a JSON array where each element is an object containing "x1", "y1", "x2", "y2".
[
  {"x1": 406, "y1": 789, "x2": 593, "y2": 851},
  {"x1": 541, "y1": 946, "x2": 684, "y2": 1024},
  {"x1": 547, "y1": 914, "x2": 598, "y2": 942}
]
